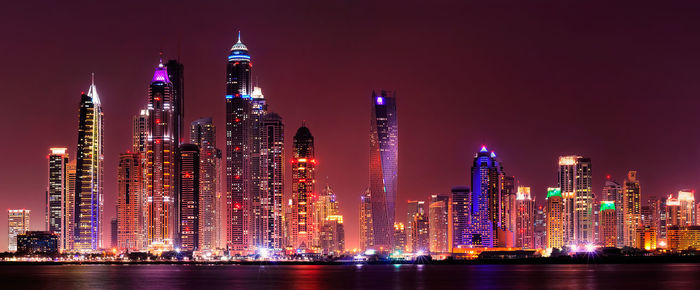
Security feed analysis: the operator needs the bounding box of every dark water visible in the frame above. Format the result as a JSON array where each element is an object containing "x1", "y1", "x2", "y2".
[{"x1": 1, "y1": 263, "x2": 698, "y2": 289}]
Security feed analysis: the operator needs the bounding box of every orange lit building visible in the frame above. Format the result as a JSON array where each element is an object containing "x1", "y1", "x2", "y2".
[
  {"x1": 117, "y1": 153, "x2": 144, "y2": 251},
  {"x1": 635, "y1": 226, "x2": 656, "y2": 251},
  {"x1": 599, "y1": 201, "x2": 617, "y2": 247}
]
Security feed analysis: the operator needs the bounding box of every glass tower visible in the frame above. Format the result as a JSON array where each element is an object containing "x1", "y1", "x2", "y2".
[{"x1": 369, "y1": 90, "x2": 398, "y2": 250}]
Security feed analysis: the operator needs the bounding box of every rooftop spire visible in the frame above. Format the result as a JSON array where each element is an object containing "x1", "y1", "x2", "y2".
[
  {"x1": 87, "y1": 72, "x2": 101, "y2": 105},
  {"x1": 230, "y1": 30, "x2": 248, "y2": 52},
  {"x1": 238, "y1": 30, "x2": 241, "y2": 43},
  {"x1": 152, "y1": 52, "x2": 171, "y2": 83}
]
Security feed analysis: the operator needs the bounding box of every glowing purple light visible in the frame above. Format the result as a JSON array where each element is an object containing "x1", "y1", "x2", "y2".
[
  {"x1": 376, "y1": 96, "x2": 384, "y2": 105},
  {"x1": 152, "y1": 67, "x2": 171, "y2": 83}
]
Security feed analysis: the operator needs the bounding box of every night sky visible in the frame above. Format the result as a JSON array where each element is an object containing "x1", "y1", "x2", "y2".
[{"x1": 2, "y1": 1, "x2": 700, "y2": 250}]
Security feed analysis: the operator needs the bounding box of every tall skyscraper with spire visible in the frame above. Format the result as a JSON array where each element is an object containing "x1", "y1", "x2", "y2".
[
  {"x1": 74, "y1": 77, "x2": 104, "y2": 251},
  {"x1": 225, "y1": 32, "x2": 253, "y2": 252},
  {"x1": 369, "y1": 90, "x2": 398, "y2": 251},
  {"x1": 145, "y1": 57, "x2": 178, "y2": 249},
  {"x1": 291, "y1": 125, "x2": 315, "y2": 250}
]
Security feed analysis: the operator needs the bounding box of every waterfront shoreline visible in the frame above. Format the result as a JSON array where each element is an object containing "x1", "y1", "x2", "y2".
[{"x1": 2, "y1": 255, "x2": 700, "y2": 266}]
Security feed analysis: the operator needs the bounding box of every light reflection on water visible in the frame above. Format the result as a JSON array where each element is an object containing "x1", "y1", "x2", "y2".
[{"x1": 0, "y1": 263, "x2": 698, "y2": 289}]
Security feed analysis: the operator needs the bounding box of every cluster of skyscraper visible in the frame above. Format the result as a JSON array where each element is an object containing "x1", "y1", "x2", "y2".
[
  {"x1": 11, "y1": 34, "x2": 700, "y2": 256},
  {"x1": 22, "y1": 34, "x2": 345, "y2": 255}
]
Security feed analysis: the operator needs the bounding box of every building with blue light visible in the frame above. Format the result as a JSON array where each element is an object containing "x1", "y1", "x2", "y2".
[{"x1": 468, "y1": 146, "x2": 502, "y2": 248}]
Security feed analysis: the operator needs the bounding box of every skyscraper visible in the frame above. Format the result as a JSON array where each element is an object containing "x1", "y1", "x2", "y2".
[
  {"x1": 557, "y1": 156, "x2": 592, "y2": 245},
  {"x1": 451, "y1": 186, "x2": 471, "y2": 249},
  {"x1": 515, "y1": 187, "x2": 535, "y2": 249},
  {"x1": 117, "y1": 152, "x2": 144, "y2": 251},
  {"x1": 8, "y1": 209, "x2": 30, "y2": 252},
  {"x1": 65, "y1": 160, "x2": 76, "y2": 250},
  {"x1": 320, "y1": 215, "x2": 345, "y2": 255},
  {"x1": 602, "y1": 177, "x2": 624, "y2": 247},
  {"x1": 546, "y1": 188, "x2": 564, "y2": 249},
  {"x1": 666, "y1": 190, "x2": 695, "y2": 227},
  {"x1": 623, "y1": 171, "x2": 641, "y2": 247},
  {"x1": 533, "y1": 205, "x2": 547, "y2": 249},
  {"x1": 412, "y1": 212, "x2": 429, "y2": 253},
  {"x1": 190, "y1": 118, "x2": 222, "y2": 251},
  {"x1": 259, "y1": 113, "x2": 284, "y2": 249},
  {"x1": 429, "y1": 194, "x2": 450, "y2": 253},
  {"x1": 291, "y1": 125, "x2": 315, "y2": 250},
  {"x1": 74, "y1": 78, "x2": 104, "y2": 251},
  {"x1": 314, "y1": 184, "x2": 339, "y2": 250},
  {"x1": 178, "y1": 144, "x2": 200, "y2": 251},
  {"x1": 225, "y1": 33, "x2": 253, "y2": 252},
  {"x1": 599, "y1": 201, "x2": 617, "y2": 247},
  {"x1": 406, "y1": 200, "x2": 426, "y2": 252},
  {"x1": 47, "y1": 148, "x2": 68, "y2": 250},
  {"x1": 369, "y1": 90, "x2": 398, "y2": 250},
  {"x1": 359, "y1": 189, "x2": 374, "y2": 251},
  {"x1": 470, "y1": 146, "x2": 501, "y2": 248},
  {"x1": 145, "y1": 58, "x2": 178, "y2": 249},
  {"x1": 393, "y1": 222, "x2": 406, "y2": 251}
]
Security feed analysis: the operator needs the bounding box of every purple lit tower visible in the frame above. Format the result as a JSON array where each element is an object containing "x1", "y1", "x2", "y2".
[
  {"x1": 368, "y1": 90, "x2": 398, "y2": 251},
  {"x1": 145, "y1": 57, "x2": 178, "y2": 249}
]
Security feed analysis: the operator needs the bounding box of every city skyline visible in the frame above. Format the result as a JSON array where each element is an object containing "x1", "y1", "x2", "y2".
[{"x1": 6, "y1": 2, "x2": 700, "y2": 251}]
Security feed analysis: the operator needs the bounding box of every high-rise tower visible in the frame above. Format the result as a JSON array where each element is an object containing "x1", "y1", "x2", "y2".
[
  {"x1": 369, "y1": 90, "x2": 398, "y2": 250},
  {"x1": 74, "y1": 78, "x2": 104, "y2": 251},
  {"x1": 190, "y1": 118, "x2": 222, "y2": 251},
  {"x1": 145, "y1": 58, "x2": 178, "y2": 249},
  {"x1": 47, "y1": 148, "x2": 68, "y2": 250},
  {"x1": 623, "y1": 171, "x2": 641, "y2": 247},
  {"x1": 291, "y1": 125, "x2": 315, "y2": 250},
  {"x1": 469, "y1": 146, "x2": 502, "y2": 248},
  {"x1": 117, "y1": 152, "x2": 144, "y2": 251},
  {"x1": 225, "y1": 32, "x2": 253, "y2": 252},
  {"x1": 259, "y1": 110, "x2": 284, "y2": 249},
  {"x1": 178, "y1": 144, "x2": 200, "y2": 251},
  {"x1": 359, "y1": 189, "x2": 374, "y2": 251},
  {"x1": 546, "y1": 188, "x2": 564, "y2": 249},
  {"x1": 557, "y1": 156, "x2": 593, "y2": 245},
  {"x1": 602, "y1": 177, "x2": 624, "y2": 247},
  {"x1": 515, "y1": 187, "x2": 535, "y2": 249}
]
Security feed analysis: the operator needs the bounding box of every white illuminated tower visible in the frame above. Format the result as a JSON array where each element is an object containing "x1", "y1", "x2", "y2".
[{"x1": 74, "y1": 77, "x2": 104, "y2": 251}]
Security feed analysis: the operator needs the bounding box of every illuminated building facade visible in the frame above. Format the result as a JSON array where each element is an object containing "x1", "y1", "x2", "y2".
[
  {"x1": 533, "y1": 205, "x2": 547, "y2": 249},
  {"x1": 320, "y1": 215, "x2": 345, "y2": 255},
  {"x1": 647, "y1": 196, "x2": 666, "y2": 247},
  {"x1": 190, "y1": 118, "x2": 222, "y2": 251},
  {"x1": 145, "y1": 58, "x2": 178, "y2": 249},
  {"x1": 623, "y1": 171, "x2": 641, "y2": 247},
  {"x1": 8, "y1": 209, "x2": 30, "y2": 252},
  {"x1": 515, "y1": 187, "x2": 535, "y2": 249},
  {"x1": 546, "y1": 188, "x2": 564, "y2": 249},
  {"x1": 369, "y1": 90, "x2": 398, "y2": 251},
  {"x1": 74, "y1": 79, "x2": 104, "y2": 251},
  {"x1": 667, "y1": 226, "x2": 700, "y2": 251},
  {"x1": 291, "y1": 125, "x2": 315, "y2": 250},
  {"x1": 412, "y1": 212, "x2": 429, "y2": 253},
  {"x1": 499, "y1": 175, "x2": 516, "y2": 246},
  {"x1": 429, "y1": 194, "x2": 450, "y2": 253},
  {"x1": 178, "y1": 144, "x2": 200, "y2": 251},
  {"x1": 117, "y1": 153, "x2": 144, "y2": 251},
  {"x1": 599, "y1": 201, "x2": 617, "y2": 247},
  {"x1": 635, "y1": 226, "x2": 657, "y2": 251},
  {"x1": 225, "y1": 33, "x2": 253, "y2": 252},
  {"x1": 47, "y1": 148, "x2": 68, "y2": 250},
  {"x1": 451, "y1": 186, "x2": 471, "y2": 249},
  {"x1": 360, "y1": 189, "x2": 374, "y2": 250},
  {"x1": 65, "y1": 160, "x2": 76, "y2": 249},
  {"x1": 406, "y1": 200, "x2": 426, "y2": 252},
  {"x1": 469, "y1": 146, "x2": 500, "y2": 248},
  {"x1": 259, "y1": 113, "x2": 284, "y2": 249},
  {"x1": 16, "y1": 231, "x2": 58, "y2": 255},
  {"x1": 393, "y1": 222, "x2": 406, "y2": 251},
  {"x1": 602, "y1": 178, "x2": 624, "y2": 247},
  {"x1": 557, "y1": 156, "x2": 593, "y2": 246},
  {"x1": 313, "y1": 184, "x2": 339, "y2": 249}
]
